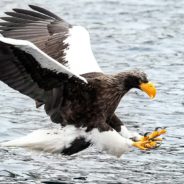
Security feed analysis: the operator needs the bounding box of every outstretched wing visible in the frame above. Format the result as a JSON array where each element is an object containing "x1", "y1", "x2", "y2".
[
  {"x1": 0, "y1": 36, "x2": 87, "y2": 105},
  {"x1": 0, "y1": 5, "x2": 102, "y2": 74}
]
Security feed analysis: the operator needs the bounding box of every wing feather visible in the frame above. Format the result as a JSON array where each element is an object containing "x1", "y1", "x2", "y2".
[
  {"x1": 0, "y1": 5, "x2": 102, "y2": 74},
  {"x1": 28, "y1": 5, "x2": 62, "y2": 20},
  {"x1": 13, "y1": 8, "x2": 54, "y2": 20},
  {"x1": 0, "y1": 37, "x2": 87, "y2": 103}
]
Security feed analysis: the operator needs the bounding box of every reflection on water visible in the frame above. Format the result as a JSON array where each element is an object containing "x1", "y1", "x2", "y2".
[{"x1": 0, "y1": 0, "x2": 184, "y2": 183}]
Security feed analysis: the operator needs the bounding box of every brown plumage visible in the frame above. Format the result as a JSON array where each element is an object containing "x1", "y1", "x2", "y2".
[{"x1": 43, "y1": 71, "x2": 149, "y2": 132}]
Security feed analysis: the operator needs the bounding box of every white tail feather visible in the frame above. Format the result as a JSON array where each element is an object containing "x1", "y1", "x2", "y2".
[{"x1": 1, "y1": 126, "x2": 87, "y2": 153}]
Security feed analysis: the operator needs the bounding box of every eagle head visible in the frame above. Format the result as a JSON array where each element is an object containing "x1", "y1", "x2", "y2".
[{"x1": 119, "y1": 70, "x2": 157, "y2": 99}]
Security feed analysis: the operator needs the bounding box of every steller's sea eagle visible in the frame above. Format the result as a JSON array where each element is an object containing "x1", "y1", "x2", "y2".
[{"x1": 0, "y1": 5, "x2": 166, "y2": 157}]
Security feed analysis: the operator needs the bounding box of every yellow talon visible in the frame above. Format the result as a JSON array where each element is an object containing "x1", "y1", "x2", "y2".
[
  {"x1": 145, "y1": 141, "x2": 157, "y2": 149},
  {"x1": 140, "y1": 136, "x2": 149, "y2": 141},
  {"x1": 132, "y1": 140, "x2": 159, "y2": 150},
  {"x1": 148, "y1": 129, "x2": 166, "y2": 140},
  {"x1": 139, "y1": 128, "x2": 166, "y2": 142},
  {"x1": 132, "y1": 141, "x2": 148, "y2": 150},
  {"x1": 152, "y1": 137, "x2": 163, "y2": 141},
  {"x1": 133, "y1": 128, "x2": 166, "y2": 151}
]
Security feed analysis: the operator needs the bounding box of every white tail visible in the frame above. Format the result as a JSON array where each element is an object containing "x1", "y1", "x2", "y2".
[{"x1": 1, "y1": 125, "x2": 87, "y2": 153}]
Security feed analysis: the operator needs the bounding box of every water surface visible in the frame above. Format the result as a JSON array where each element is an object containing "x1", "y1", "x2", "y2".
[{"x1": 0, "y1": 0, "x2": 184, "y2": 183}]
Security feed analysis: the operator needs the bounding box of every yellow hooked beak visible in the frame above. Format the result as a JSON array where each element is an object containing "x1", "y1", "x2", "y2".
[{"x1": 140, "y1": 82, "x2": 156, "y2": 99}]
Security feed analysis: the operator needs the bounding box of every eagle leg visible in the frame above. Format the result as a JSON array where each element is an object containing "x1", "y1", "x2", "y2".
[{"x1": 108, "y1": 114, "x2": 142, "y2": 141}]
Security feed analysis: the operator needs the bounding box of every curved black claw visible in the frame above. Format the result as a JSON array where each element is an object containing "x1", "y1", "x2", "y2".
[
  {"x1": 154, "y1": 142, "x2": 162, "y2": 149},
  {"x1": 148, "y1": 141, "x2": 162, "y2": 150},
  {"x1": 130, "y1": 137, "x2": 138, "y2": 142},
  {"x1": 144, "y1": 132, "x2": 151, "y2": 137},
  {"x1": 155, "y1": 127, "x2": 162, "y2": 131}
]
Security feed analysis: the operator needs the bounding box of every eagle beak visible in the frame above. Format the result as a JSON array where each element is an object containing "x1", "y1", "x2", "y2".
[{"x1": 140, "y1": 82, "x2": 156, "y2": 99}]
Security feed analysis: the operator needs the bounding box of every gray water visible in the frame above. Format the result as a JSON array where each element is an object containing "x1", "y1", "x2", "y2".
[{"x1": 0, "y1": 0, "x2": 184, "y2": 183}]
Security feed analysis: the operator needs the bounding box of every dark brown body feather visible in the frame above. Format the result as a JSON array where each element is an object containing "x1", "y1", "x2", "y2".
[{"x1": 44, "y1": 72, "x2": 134, "y2": 132}]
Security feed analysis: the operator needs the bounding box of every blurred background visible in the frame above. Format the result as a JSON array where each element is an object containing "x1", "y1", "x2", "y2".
[{"x1": 0, "y1": 0, "x2": 184, "y2": 183}]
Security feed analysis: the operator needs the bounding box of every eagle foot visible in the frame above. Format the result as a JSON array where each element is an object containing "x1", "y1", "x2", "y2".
[
  {"x1": 132, "y1": 140, "x2": 161, "y2": 150},
  {"x1": 140, "y1": 127, "x2": 166, "y2": 142},
  {"x1": 132, "y1": 127, "x2": 166, "y2": 150}
]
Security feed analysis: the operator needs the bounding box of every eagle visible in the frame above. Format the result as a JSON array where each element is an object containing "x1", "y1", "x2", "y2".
[{"x1": 0, "y1": 5, "x2": 166, "y2": 157}]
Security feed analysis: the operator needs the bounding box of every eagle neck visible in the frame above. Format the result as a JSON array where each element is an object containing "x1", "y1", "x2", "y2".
[
  {"x1": 114, "y1": 72, "x2": 137, "y2": 93},
  {"x1": 95, "y1": 75, "x2": 129, "y2": 116}
]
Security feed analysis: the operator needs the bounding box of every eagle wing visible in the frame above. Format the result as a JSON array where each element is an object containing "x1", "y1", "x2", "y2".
[
  {"x1": 0, "y1": 37, "x2": 87, "y2": 106},
  {"x1": 0, "y1": 5, "x2": 102, "y2": 75}
]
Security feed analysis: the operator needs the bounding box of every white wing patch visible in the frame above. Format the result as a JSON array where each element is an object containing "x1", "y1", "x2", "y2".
[
  {"x1": 0, "y1": 36, "x2": 87, "y2": 83},
  {"x1": 64, "y1": 26, "x2": 102, "y2": 75}
]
